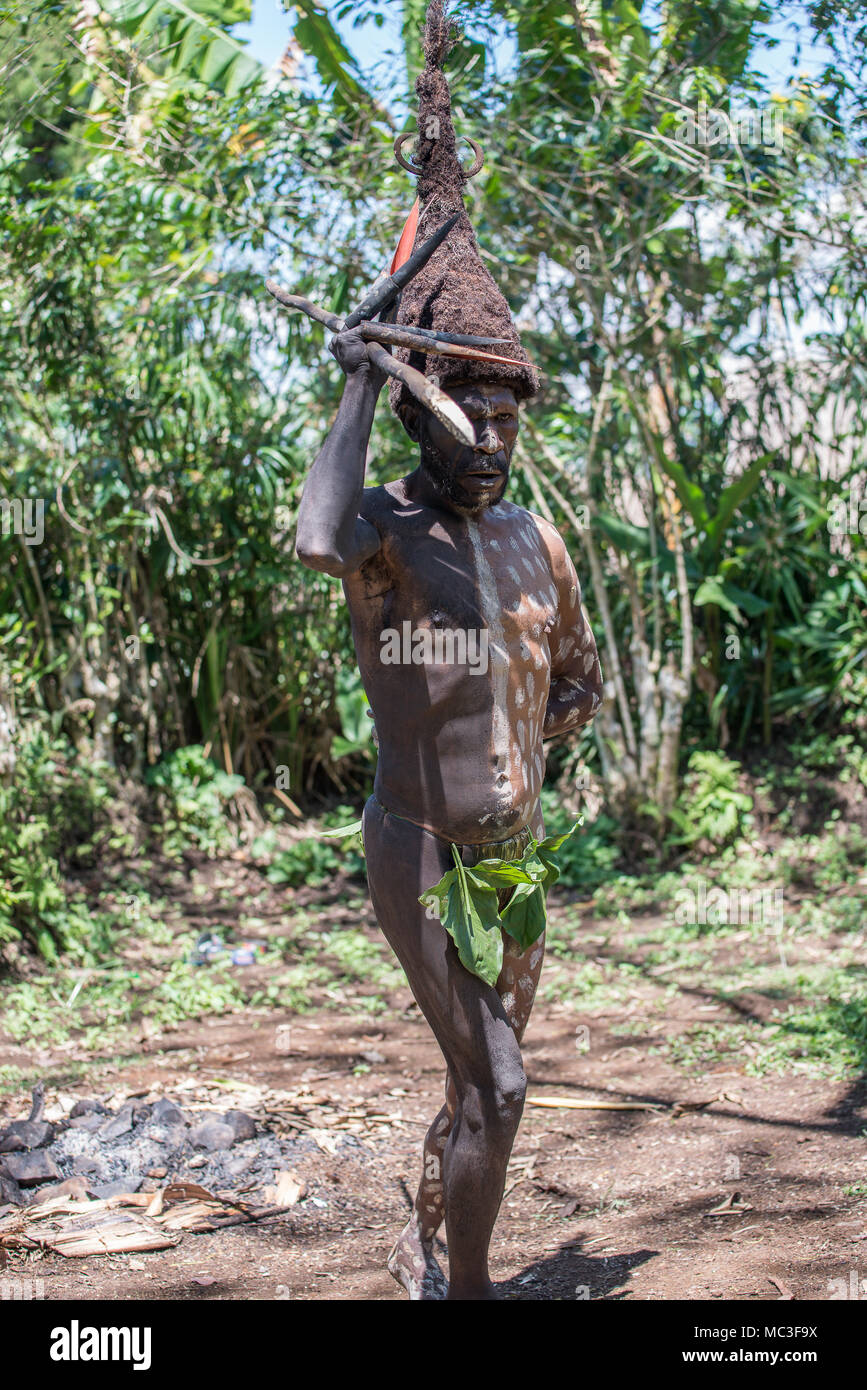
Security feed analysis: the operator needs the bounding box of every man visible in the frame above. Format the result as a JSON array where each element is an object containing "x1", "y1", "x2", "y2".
[{"x1": 294, "y1": 0, "x2": 603, "y2": 1300}]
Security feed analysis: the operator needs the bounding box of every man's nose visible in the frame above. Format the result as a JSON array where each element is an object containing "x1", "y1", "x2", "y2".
[{"x1": 475, "y1": 423, "x2": 500, "y2": 453}]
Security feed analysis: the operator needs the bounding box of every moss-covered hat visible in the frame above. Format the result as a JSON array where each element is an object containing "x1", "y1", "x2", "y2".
[{"x1": 388, "y1": 0, "x2": 540, "y2": 425}]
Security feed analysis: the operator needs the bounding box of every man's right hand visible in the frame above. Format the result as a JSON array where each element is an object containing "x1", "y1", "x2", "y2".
[{"x1": 329, "y1": 328, "x2": 388, "y2": 394}]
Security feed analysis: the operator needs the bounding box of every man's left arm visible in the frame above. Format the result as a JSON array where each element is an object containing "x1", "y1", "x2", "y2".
[{"x1": 540, "y1": 530, "x2": 603, "y2": 739}]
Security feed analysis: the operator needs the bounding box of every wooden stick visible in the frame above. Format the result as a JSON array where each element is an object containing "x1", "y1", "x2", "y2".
[
  {"x1": 273, "y1": 786, "x2": 302, "y2": 817},
  {"x1": 343, "y1": 213, "x2": 460, "y2": 329},
  {"x1": 358, "y1": 320, "x2": 534, "y2": 369},
  {"x1": 387, "y1": 327, "x2": 510, "y2": 346},
  {"x1": 366, "y1": 342, "x2": 476, "y2": 447},
  {"x1": 264, "y1": 284, "x2": 344, "y2": 332},
  {"x1": 527, "y1": 1096, "x2": 664, "y2": 1112}
]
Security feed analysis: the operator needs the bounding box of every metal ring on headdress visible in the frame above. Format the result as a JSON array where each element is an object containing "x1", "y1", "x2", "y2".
[{"x1": 394, "y1": 133, "x2": 484, "y2": 178}]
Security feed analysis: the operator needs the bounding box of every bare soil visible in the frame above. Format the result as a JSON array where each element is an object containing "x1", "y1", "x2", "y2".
[{"x1": 2, "y1": 922, "x2": 865, "y2": 1302}]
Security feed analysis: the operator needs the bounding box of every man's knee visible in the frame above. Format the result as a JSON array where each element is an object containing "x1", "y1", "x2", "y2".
[{"x1": 460, "y1": 1047, "x2": 526, "y2": 1137}]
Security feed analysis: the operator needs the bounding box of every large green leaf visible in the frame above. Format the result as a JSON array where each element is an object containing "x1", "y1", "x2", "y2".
[
  {"x1": 293, "y1": 0, "x2": 372, "y2": 113},
  {"x1": 420, "y1": 848, "x2": 504, "y2": 987},
  {"x1": 104, "y1": 0, "x2": 263, "y2": 97},
  {"x1": 694, "y1": 576, "x2": 770, "y2": 624},
  {"x1": 650, "y1": 445, "x2": 709, "y2": 530},
  {"x1": 704, "y1": 454, "x2": 771, "y2": 552},
  {"x1": 499, "y1": 881, "x2": 547, "y2": 950},
  {"x1": 497, "y1": 825, "x2": 582, "y2": 949}
]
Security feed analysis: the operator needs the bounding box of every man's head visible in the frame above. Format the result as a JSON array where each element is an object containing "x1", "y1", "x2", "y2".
[{"x1": 400, "y1": 380, "x2": 519, "y2": 515}]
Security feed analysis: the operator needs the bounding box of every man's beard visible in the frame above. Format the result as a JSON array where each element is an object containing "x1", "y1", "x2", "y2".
[{"x1": 419, "y1": 435, "x2": 510, "y2": 514}]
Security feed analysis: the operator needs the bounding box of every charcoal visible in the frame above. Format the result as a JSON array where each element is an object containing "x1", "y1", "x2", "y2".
[
  {"x1": 3, "y1": 1150, "x2": 61, "y2": 1186},
  {"x1": 69, "y1": 1098, "x2": 109, "y2": 1118},
  {"x1": 68, "y1": 1112, "x2": 104, "y2": 1132},
  {"x1": 0, "y1": 1120, "x2": 54, "y2": 1152},
  {"x1": 222, "y1": 1111, "x2": 257, "y2": 1143},
  {"x1": 89, "y1": 1176, "x2": 143, "y2": 1199},
  {"x1": 151, "y1": 1099, "x2": 188, "y2": 1127},
  {"x1": 189, "y1": 1121, "x2": 236, "y2": 1153},
  {"x1": 98, "y1": 1107, "x2": 134, "y2": 1141},
  {"x1": 0, "y1": 1174, "x2": 23, "y2": 1206}
]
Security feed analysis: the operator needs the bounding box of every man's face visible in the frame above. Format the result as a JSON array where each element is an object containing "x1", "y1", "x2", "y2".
[{"x1": 410, "y1": 382, "x2": 520, "y2": 515}]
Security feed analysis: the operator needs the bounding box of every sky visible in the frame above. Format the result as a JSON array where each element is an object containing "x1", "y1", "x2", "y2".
[{"x1": 232, "y1": 0, "x2": 838, "y2": 98}]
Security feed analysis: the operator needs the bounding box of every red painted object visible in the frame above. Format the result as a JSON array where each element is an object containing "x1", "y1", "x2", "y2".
[{"x1": 390, "y1": 198, "x2": 420, "y2": 274}]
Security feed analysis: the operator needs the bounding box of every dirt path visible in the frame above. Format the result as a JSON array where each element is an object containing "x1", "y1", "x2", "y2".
[{"x1": 3, "y1": 988, "x2": 866, "y2": 1301}]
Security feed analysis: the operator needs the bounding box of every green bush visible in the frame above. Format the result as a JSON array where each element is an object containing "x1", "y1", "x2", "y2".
[
  {"x1": 265, "y1": 804, "x2": 366, "y2": 888},
  {"x1": 666, "y1": 751, "x2": 753, "y2": 850},
  {"x1": 145, "y1": 745, "x2": 244, "y2": 858},
  {"x1": 267, "y1": 837, "x2": 342, "y2": 889},
  {"x1": 0, "y1": 726, "x2": 120, "y2": 961},
  {"x1": 539, "y1": 789, "x2": 620, "y2": 889}
]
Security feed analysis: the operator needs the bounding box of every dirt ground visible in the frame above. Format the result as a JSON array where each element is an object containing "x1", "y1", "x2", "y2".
[{"x1": 3, "y1": 952, "x2": 866, "y2": 1302}]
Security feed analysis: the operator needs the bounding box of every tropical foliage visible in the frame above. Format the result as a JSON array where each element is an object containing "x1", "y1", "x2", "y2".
[{"x1": 1, "y1": 0, "x2": 864, "y2": 958}]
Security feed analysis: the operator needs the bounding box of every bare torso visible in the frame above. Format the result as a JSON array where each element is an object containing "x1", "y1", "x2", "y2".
[{"x1": 343, "y1": 476, "x2": 598, "y2": 844}]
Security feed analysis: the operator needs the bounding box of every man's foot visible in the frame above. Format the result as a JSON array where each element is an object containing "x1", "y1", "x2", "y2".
[
  {"x1": 387, "y1": 1221, "x2": 449, "y2": 1301},
  {"x1": 447, "y1": 1279, "x2": 500, "y2": 1300}
]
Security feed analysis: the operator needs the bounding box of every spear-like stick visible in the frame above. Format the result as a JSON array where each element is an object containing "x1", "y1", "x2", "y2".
[
  {"x1": 342, "y1": 212, "x2": 459, "y2": 328},
  {"x1": 365, "y1": 343, "x2": 476, "y2": 447},
  {"x1": 264, "y1": 213, "x2": 537, "y2": 443},
  {"x1": 357, "y1": 320, "x2": 531, "y2": 369},
  {"x1": 263, "y1": 287, "x2": 511, "y2": 352},
  {"x1": 263, "y1": 287, "x2": 344, "y2": 332}
]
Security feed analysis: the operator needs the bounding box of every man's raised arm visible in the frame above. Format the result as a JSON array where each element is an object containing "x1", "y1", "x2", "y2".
[{"x1": 295, "y1": 329, "x2": 386, "y2": 578}]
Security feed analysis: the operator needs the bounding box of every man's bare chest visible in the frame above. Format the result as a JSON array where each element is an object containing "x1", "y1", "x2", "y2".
[{"x1": 346, "y1": 512, "x2": 559, "y2": 645}]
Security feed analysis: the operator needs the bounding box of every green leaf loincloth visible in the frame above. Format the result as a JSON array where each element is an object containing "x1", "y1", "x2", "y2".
[{"x1": 418, "y1": 820, "x2": 582, "y2": 987}]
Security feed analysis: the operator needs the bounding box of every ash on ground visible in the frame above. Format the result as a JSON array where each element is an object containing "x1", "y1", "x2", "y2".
[{"x1": 0, "y1": 1089, "x2": 356, "y2": 1207}]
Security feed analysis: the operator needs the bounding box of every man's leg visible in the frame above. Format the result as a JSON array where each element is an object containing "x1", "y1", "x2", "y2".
[
  {"x1": 396, "y1": 806, "x2": 548, "y2": 1276},
  {"x1": 393, "y1": 928, "x2": 546, "y2": 1291},
  {"x1": 363, "y1": 797, "x2": 544, "y2": 1300},
  {"x1": 387, "y1": 1073, "x2": 455, "y2": 1300}
]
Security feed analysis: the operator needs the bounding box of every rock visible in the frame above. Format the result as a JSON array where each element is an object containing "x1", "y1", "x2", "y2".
[
  {"x1": 189, "y1": 1121, "x2": 236, "y2": 1153},
  {"x1": 98, "y1": 1107, "x2": 134, "y2": 1141},
  {"x1": 149, "y1": 1124, "x2": 183, "y2": 1148},
  {"x1": 31, "y1": 1176, "x2": 90, "y2": 1205},
  {"x1": 151, "y1": 1099, "x2": 188, "y2": 1127},
  {"x1": 0, "y1": 1175, "x2": 23, "y2": 1206},
  {"x1": 188, "y1": 1155, "x2": 207, "y2": 1170},
  {"x1": 68, "y1": 1112, "x2": 104, "y2": 1132},
  {"x1": 71, "y1": 1156, "x2": 100, "y2": 1176},
  {"x1": 146, "y1": 1167, "x2": 168, "y2": 1179},
  {"x1": 222, "y1": 1110, "x2": 257, "y2": 1143},
  {"x1": 69, "y1": 1098, "x2": 109, "y2": 1119},
  {"x1": 359, "y1": 1049, "x2": 385, "y2": 1065},
  {"x1": 0, "y1": 1120, "x2": 54, "y2": 1152},
  {"x1": 2, "y1": 1150, "x2": 61, "y2": 1187},
  {"x1": 89, "y1": 1176, "x2": 143, "y2": 1199}
]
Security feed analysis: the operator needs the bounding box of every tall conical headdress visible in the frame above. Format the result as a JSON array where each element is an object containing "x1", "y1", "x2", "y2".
[{"x1": 388, "y1": 0, "x2": 540, "y2": 425}]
